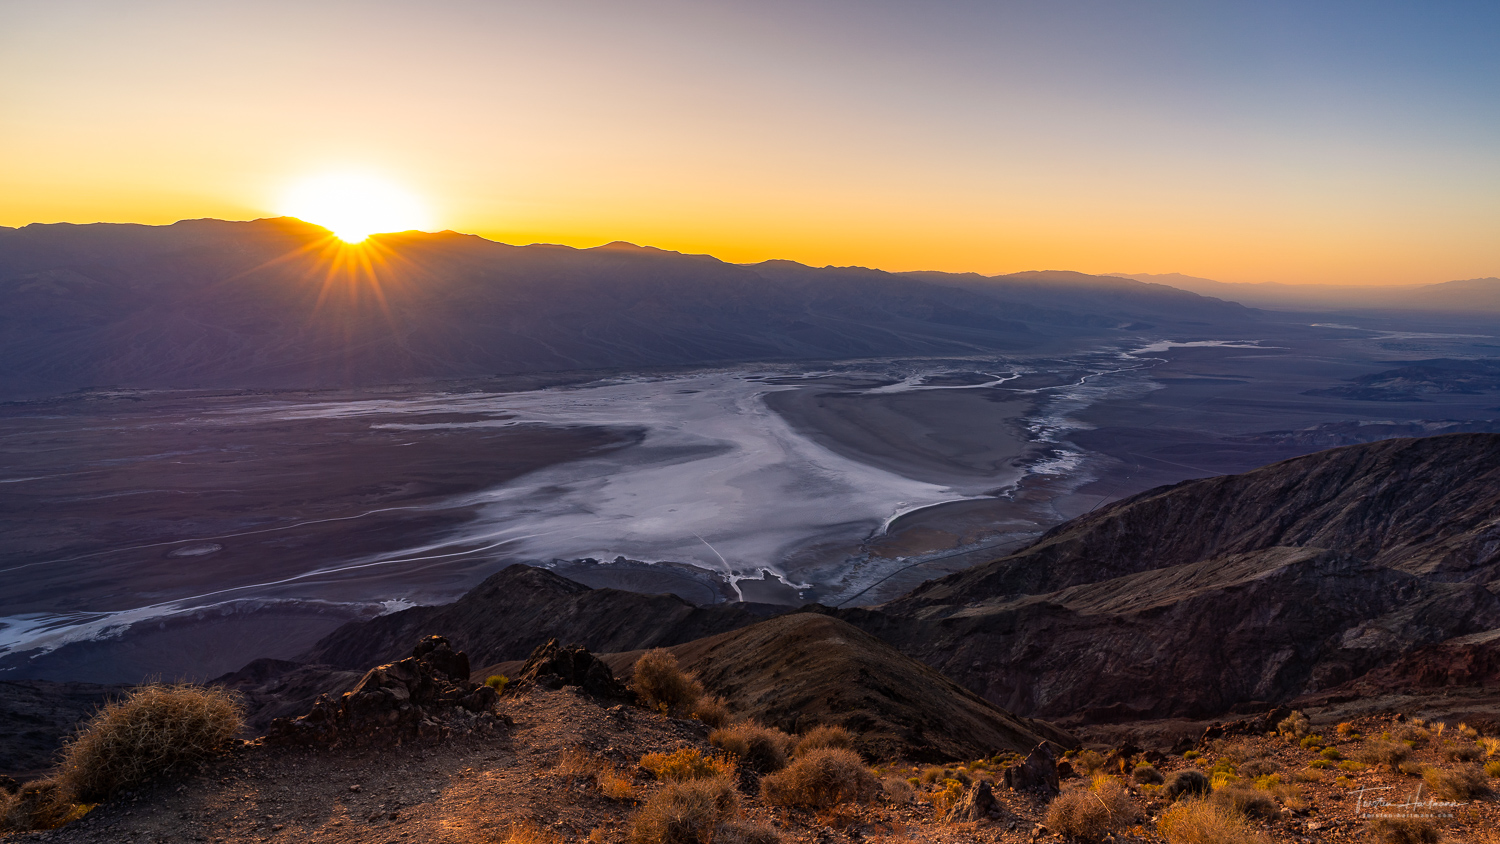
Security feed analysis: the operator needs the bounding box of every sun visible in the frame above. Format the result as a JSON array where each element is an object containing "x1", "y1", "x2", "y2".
[{"x1": 281, "y1": 173, "x2": 431, "y2": 243}]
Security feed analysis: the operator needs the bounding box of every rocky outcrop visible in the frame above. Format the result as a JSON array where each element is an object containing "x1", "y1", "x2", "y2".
[
  {"x1": 299, "y1": 565, "x2": 774, "y2": 673},
  {"x1": 507, "y1": 639, "x2": 631, "y2": 699},
  {"x1": 266, "y1": 637, "x2": 504, "y2": 748}
]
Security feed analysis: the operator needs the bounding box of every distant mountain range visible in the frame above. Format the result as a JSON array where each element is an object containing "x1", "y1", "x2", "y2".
[
  {"x1": 1115, "y1": 271, "x2": 1500, "y2": 313},
  {"x1": 0, "y1": 218, "x2": 1250, "y2": 399}
]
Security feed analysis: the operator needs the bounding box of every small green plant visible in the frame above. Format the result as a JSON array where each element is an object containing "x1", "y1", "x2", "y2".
[
  {"x1": 1182, "y1": 750, "x2": 1201, "y2": 760},
  {"x1": 1319, "y1": 747, "x2": 1341, "y2": 761},
  {"x1": 485, "y1": 675, "x2": 509, "y2": 692},
  {"x1": 1299, "y1": 734, "x2": 1324, "y2": 750},
  {"x1": 1485, "y1": 760, "x2": 1500, "y2": 778},
  {"x1": 1308, "y1": 759, "x2": 1332, "y2": 769},
  {"x1": 1338, "y1": 760, "x2": 1363, "y2": 772}
]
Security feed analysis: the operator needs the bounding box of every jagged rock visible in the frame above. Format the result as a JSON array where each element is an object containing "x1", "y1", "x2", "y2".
[
  {"x1": 266, "y1": 637, "x2": 503, "y2": 748},
  {"x1": 1002, "y1": 742, "x2": 1060, "y2": 797},
  {"x1": 1103, "y1": 741, "x2": 1142, "y2": 774},
  {"x1": 413, "y1": 635, "x2": 470, "y2": 682},
  {"x1": 944, "y1": 779, "x2": 1007, "y2": 823},
  {"x1": 509, "y1": 639, "x2": 631, "y2": 700},
  {"x1": 1199, "y1": 707, "x2": 1294, "y2": 747}
]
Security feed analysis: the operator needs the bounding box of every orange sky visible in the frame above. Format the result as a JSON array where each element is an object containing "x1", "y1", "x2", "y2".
[{"x1": 2, "y1": 1, "x2": 1496, "y2": 286}]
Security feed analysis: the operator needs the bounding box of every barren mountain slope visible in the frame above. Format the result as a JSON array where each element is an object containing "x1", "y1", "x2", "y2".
[{"x1": 840, "y1": 434, "x2": 1500, "y2": 722}]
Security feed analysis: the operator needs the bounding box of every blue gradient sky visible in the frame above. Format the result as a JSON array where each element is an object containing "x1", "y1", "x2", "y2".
[{"x1": 2, "y1": 0, "x2": 1496, "y2": 283}]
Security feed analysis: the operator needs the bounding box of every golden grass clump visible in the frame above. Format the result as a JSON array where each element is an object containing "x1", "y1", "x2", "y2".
[
  {"x1": 792, "y1": 724, "x2": 854, "y2": 758},
  {"x1": 691, "y1": 696, "x2": 733, "y2": 729},
  {"x1": 633, "y1": 650, "x2": 705, "y2": 718},
  {"x1": 1364, "y1": 816, "x2": 1440, "y2": 844},
  {"x1": 760, "y1": 747, "x2": 879, "y2": 810},
  {"x1": 640, "y1": 748, "x2": 736, "y2": 782},
  {"x1": 504, "y1": 820, "x2": 565, "y2": 844},
  {"x1": 1421, "y1": 764, "x2": 1489, "y2": 801},
  {"x1": 56, "y1": 683, "x2": 242, "y2": 803},
  {"x1": 1157, "y1": 799, "x2": 1273, "y2": 844},
  {"x1": 557, "y1": 747, "x2": 637, "y2": 800},
  {"x1": 628, "y1": 775, "x2": 739, "y2": 844},
  {"x1": 1043, "y1": 774, "x2": 1137, "y2": 842},
  {"x1": 708, "y1": 721, "x2": 792, "y2": 774}
]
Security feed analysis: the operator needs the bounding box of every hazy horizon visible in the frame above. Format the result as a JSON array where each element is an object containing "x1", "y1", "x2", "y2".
[{"x1": 3, "y1": 1, "x2": 1497, "y2": 286}]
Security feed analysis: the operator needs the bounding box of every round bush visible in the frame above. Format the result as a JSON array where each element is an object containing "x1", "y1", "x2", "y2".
[
  {"x1": 633, "y1": 650, "x2": 704, "y2": 717},
  {"x1": 57, "y1": 683, "x2": 243, "y2": 801},
  {"x1": 1162, "y1": 769, "x2": 1211, "y2": 800},
  {"x1": 760, "y1": 748, "x2": 879, "y2": 809}
]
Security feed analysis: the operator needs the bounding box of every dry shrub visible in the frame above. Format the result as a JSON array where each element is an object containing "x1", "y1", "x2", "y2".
[
  {"x1": 1277, "y1": 711, "x2": 1311, "y2": 739},
  {"x1": 793, "y1": 724, "x2": 854, "y2": 758},
  {"x1": 692, "y1": 697, "x2": 732, "y2": 729},
  {"x1": 1209, "y1": 783, "x2": 1278, "y2": 820},
  {"x1": 1157, "y1": 799, "x2": 1273, "y2": 844},
  {"x1": 640, "y1": 748, "x2": 736, "y2": 782},
  {"x1": 1163, "y1": 769, "x2": 1212, "y2": 801},
  {"x1": 1394, "y1": 724, "x2": 1432, "y2": 746},
  {"x1": 1337, "y1": 722, "x2": 1358, "y2": 738},
  {"x1": 760, "y1": 748, "x2": 879, "y2": 809},
  {"x1": 1443, "y1": 741, "x2": 1482, "y2": 763},
  {"x1": 1422, "y1": 765, "x2": 1489, "y2": 801},
  {"x1": 1072, "y1": 749, "x2": 1106, "y2": 775},
  {"x1": 1357, "y1": 741, "x2": 1411, "y2": 770},
  {"x1": 1238, "y1": 759, "x2": 1277, "y2": 779},
  {"x1": 1043, "y1": 775, "x2": 1136, "y2": 842},
  {"x1": 1365, "y1": 816, "x2": 1440, "y2": 844},
  {"x1": 57, "y1": 683, "x2": 242, "y2": 802},
  {"x1": 715, "y1": 821, "x2": 780, "y2": 844},
  {"x1": 1486, "y1": 760, "x2": 1500, "y2": 778},
  {"x1": 0, "y1": 780, "x2": 84, "y2": 832},
  {"x1": 1482, "y1": 737, "x2": 1500, "y2": 758},
  {"x1": 881, "y1": 777, "x2": 915, "y2": 804},
  {"x1": 628, "y1": 775, "x2": 738, "y2": 844},
  {"x1": 1133, "y1": 764, "x2": 1165, "y2": 785},
  {"x1": 708, "y1": 722, "x2": 791, "y2": 774},
  {"x1": 633, "y1": 650, "x2": 704, "y2": 717},
  {"x1": 918, "y1": 766, "x2": 947, "y2": 785}
]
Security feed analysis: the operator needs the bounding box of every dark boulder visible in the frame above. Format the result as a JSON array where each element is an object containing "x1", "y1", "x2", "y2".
[
  {"x1": 266, "y1": 637, "x2": 504, "y2": 748},
  {"x1": 1002, "y1": 742, "x2": 1060, "y2": 797},
  {"x1": 509, "y1": 639, "x2": 632, "y2": 700},
  {"x1": 944, "y1": 779, "x2": 1008, "y2": 822}
]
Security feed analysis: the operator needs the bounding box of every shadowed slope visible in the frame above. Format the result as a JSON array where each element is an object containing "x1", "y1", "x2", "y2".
[
  {"x1": 838, "y1": 434, "x2": 1500, "y2": 722},
  {"x1": 298, "y1": 565, "x2": 774, "y2": 671}
]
